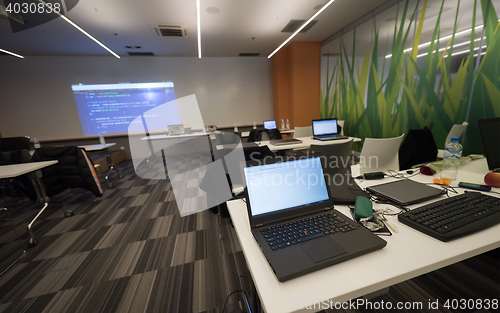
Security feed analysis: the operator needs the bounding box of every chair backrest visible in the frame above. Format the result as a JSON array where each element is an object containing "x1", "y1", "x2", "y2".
[
  {"x1": 0, "y1": 137, "x2": 30, "y2": 152},
  {"x1": 0, "y1": 149, "x2": 36, "y2": 200},
  {"x1": 337, "y1": 120, "x2": 345, "y2": 135},
  {"x1": 31, "y1": 146, "x2": 103, "y2": 197},
  {"x1": 360, "y1": 134, "x2": 404, "y2": 174},
  {"x1": 293, "y1": 126, "x2": 313, "y2": 138},
  {"x1": 0, "y1": 149, "x2": 31, "y2": 165},
  {"x1": 261, "y1": 131, "x2": 270, "y2": 141},
  {"x1": 310, "y1": 139, "x2": 354, "y2": 178},
  {"x1": 445, "y1": 122, "x2": 468, "y2": 145},
  {"x1": 398, "y1": 127, "x2": 437, "y2": 170}
]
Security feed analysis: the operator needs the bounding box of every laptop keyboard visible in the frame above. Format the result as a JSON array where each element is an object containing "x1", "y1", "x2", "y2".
[{"x1": 260, "y1": 212, "x2": 356, "y2": 250}]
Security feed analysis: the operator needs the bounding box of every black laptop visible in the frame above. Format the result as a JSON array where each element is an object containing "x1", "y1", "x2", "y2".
[
  {"x1": 312, "y1": 119, "x2": 347, "y2": 141},
  {"x1": 366, "y1": 179, "x2": 444, "y2": 206},
  {"x1": 243, "y1": 157, "x2": 387, "y2": 282},
  {"x1": 263, "y1": 120, "x2": 277, "y2": 130}
]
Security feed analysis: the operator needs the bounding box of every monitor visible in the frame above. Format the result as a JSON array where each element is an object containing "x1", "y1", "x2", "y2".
[
  {"x1": 263, "y1": 120, "x2": 277, "y2": 130},
  {"x1": 478, "y1": 117, "x2": 500, "y2": 171},
  {"x1": 244, "y1": 157, "x2": 329, "y2": 217},
  {"x1": 312, "y1": 119, "x2": 338, "y2": 136}
]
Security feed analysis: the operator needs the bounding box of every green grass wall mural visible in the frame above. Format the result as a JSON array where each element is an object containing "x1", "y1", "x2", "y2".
[{"x1": 321, "y1": 0, "x2": 499, "y2": 155}]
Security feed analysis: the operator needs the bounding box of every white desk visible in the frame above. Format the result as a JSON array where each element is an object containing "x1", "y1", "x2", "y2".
[
  {"x1": 256, "y1": 136, "x2": 361, "y2": 152},
  {"x1": 242, "y1": 129, "x2": 294, "y2": 138},
  {"x1": 227, "y1": 159, "x2": 500, "y2": 313},
  {"x1": 0, "y1": 161, "x2": 59, "y2": 247},
  {"x1": 79, "y1": 143, "x2": 121, "y2": 188},
  {"x1": 0, "y1": 161, "x2": 57, "y2": 179}
]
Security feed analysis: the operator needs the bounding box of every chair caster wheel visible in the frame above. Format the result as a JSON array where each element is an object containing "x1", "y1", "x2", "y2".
[
  {"x1": 65, "y1": 211, "x2": 74, "y2": 217},
  {"x1": 28, "y1": 238, "x2": 38, "y2": 247}
]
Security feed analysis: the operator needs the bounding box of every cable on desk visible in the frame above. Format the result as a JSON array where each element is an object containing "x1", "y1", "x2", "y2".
[{"x1": 386, "y1": 169, "x2": 420, "y2": 179}]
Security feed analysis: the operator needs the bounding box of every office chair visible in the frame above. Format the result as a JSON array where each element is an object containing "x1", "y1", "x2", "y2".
[
  {"x1": 399, "y1": 127, "x2": 437, "y2": 170},
  {"x1": 0, "y1": 136, "x2": 31, "y2": 152},
  {"x1": 358, "y1": 134, "x2": 404, "y2": 174},
  {"x1": 293, "y1": 126, "x2": 313, "y2": 138},
  {"x1": 201, "y1": 132, "x2": 246, "y2": 240},
  {"x1": 310, "y1": 140, "x2": 369, "y2": 204},
  {"x1": 337, "y1": 120, "x2": 345, "y2": 135},
  {"x1": 28, "y1": 146, "x2": 103, "y2": 246},
  {"x1": 437, "y1": 122, "x2": 468, "y2": 158}
]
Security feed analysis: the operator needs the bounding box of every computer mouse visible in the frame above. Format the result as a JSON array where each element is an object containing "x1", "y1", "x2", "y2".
[{"x1": 354, "y1": 196, "x2": 373, "y2": 219}]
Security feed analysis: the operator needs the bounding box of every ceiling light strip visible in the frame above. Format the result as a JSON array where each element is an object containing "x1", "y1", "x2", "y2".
[
  {"x1": 197, "y1": 0, "x2": 201, "y2": 58},
  {"x1": 268, "y1": 0, "x2": 335, "y2": 58},
  {"x1": 416, "y1": 37, "x2": 483, "y2": 58},
  {"x1": 0, "y1": 48, "x2": 24, "y2": 59},
  {"x1": 39, "y1": 0, "x2": 120, "y2": 59},
  {"x1": 386, "y1": 18, "x2": 500, "y2": 59}
]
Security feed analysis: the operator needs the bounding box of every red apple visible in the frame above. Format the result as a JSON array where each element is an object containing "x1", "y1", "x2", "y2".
[{"x1": 484, "y1": 172, "x2": 500, "y2": 188}]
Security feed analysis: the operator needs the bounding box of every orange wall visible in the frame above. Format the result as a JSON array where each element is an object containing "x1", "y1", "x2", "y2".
[
  {"x1": 271, "y1": 41, "x2": 321, "y2": 129},
  {"x1": 272, "y1": 47, "x2": 289, "y2": 127}
]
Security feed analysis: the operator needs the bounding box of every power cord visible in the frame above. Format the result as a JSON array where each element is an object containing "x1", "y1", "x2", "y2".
[{"x1": 222, "y1": 275, "x2": 251, "y2": 313}]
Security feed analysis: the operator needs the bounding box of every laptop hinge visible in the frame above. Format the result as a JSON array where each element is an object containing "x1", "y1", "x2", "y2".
[{"x1": 255, "y1": 223, "x2": 264, "y2": 227}]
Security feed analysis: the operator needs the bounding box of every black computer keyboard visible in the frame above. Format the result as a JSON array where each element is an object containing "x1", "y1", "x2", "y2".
[
  {"x1": 260, "y1": 212, "x2": 356, "y2": 250},
  {"x1": 398, "y1": 192, "x2": 500, "y2": 241}
]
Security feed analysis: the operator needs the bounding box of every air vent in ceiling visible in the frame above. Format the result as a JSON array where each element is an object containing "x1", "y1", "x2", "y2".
[
  {"x1": 239, "y1": 53, "x2": 260, "y2": 57},
  {"x1": 128, "y1": 52, "x2": 155, "y2": 56},
  {"x1": 281, "y1": 20, "x2": 318, "y2": 33},
  {"x1": 150, "y1": 23, "x2": 189, "y2": 37}
]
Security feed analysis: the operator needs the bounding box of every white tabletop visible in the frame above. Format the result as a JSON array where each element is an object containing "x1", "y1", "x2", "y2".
[
  {"x1": 78, "y1": 143, "x2": 116, "y2": 151},
  {"x1": 227, "y1": 158, "x2": 500, "y2": 313},
  {"x1": 0, "y1": 161, "x2": 58, "y2": 179},
  {"x1": 242, "y1": 129, "x2": 294, "y2": 137},
  {"x1": 256, "y1": 136, "x2": 361, "y2": 151},
  {"x1": 141, "y1": 132, "x2": 213, "y2": 141}
]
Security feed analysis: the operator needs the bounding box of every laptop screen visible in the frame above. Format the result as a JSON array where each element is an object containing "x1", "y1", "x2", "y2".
[
  {"x1": 244, "y1": 158, "x2": 329, "y2": 217},
  {"x1": 313, "y1": 119, "x2": 338, "y2": 136},
  {"x1": 263, "y1": 120, "x2": 277, "y2": 129}
]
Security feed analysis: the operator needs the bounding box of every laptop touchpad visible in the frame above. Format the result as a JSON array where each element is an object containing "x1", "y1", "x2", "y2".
[{"x1": 300, "y1": 237, "x2": 347, "y2": 263}]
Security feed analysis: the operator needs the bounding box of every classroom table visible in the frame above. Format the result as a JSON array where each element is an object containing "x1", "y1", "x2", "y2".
[
  {"x1": 242, "y1": 129, "x2": 295, "y2": 139},
  {"x1": 256, "y1": 136, "x2": 361, "y2": 152},
  {"x1": 227, "y1": 158, "x2": 500, "y2": 313},
  {"x1": 0, "y1": 161, "x2": 59, "y2": 247}
]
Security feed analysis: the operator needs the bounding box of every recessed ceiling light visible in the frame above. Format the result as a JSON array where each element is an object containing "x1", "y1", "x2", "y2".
[{"x1": 206, "y1": 7, "x2": 219, "y2": 14}]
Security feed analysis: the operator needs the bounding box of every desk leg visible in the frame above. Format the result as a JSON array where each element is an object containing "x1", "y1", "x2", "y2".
[
  {"x1": 104, "y1": 148, "x2": 122, "y2": 188},
  {"x1": 216, "y1": 205, "x2": 223, "y2": 240},
  {"x1": 0, "y1": 208, "x2": 26, "y2": 276},
  {"x1": 27, "y1": 177, "x2": 72, "y2": 247}
]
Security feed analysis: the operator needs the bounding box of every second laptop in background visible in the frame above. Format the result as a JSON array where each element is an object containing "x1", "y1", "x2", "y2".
[{"x1": 312, "y1": 119, "x2": 347, "y2": 141}]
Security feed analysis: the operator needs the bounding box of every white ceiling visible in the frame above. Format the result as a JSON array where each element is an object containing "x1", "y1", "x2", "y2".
[{"x1": 0, "y1": 0, "x2": 390, "y2": 57}]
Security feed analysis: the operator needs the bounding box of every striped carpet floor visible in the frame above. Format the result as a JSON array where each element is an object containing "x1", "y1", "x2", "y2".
[{"x1": 1, "y1": 160, "x2": 498, "y2": 313}]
